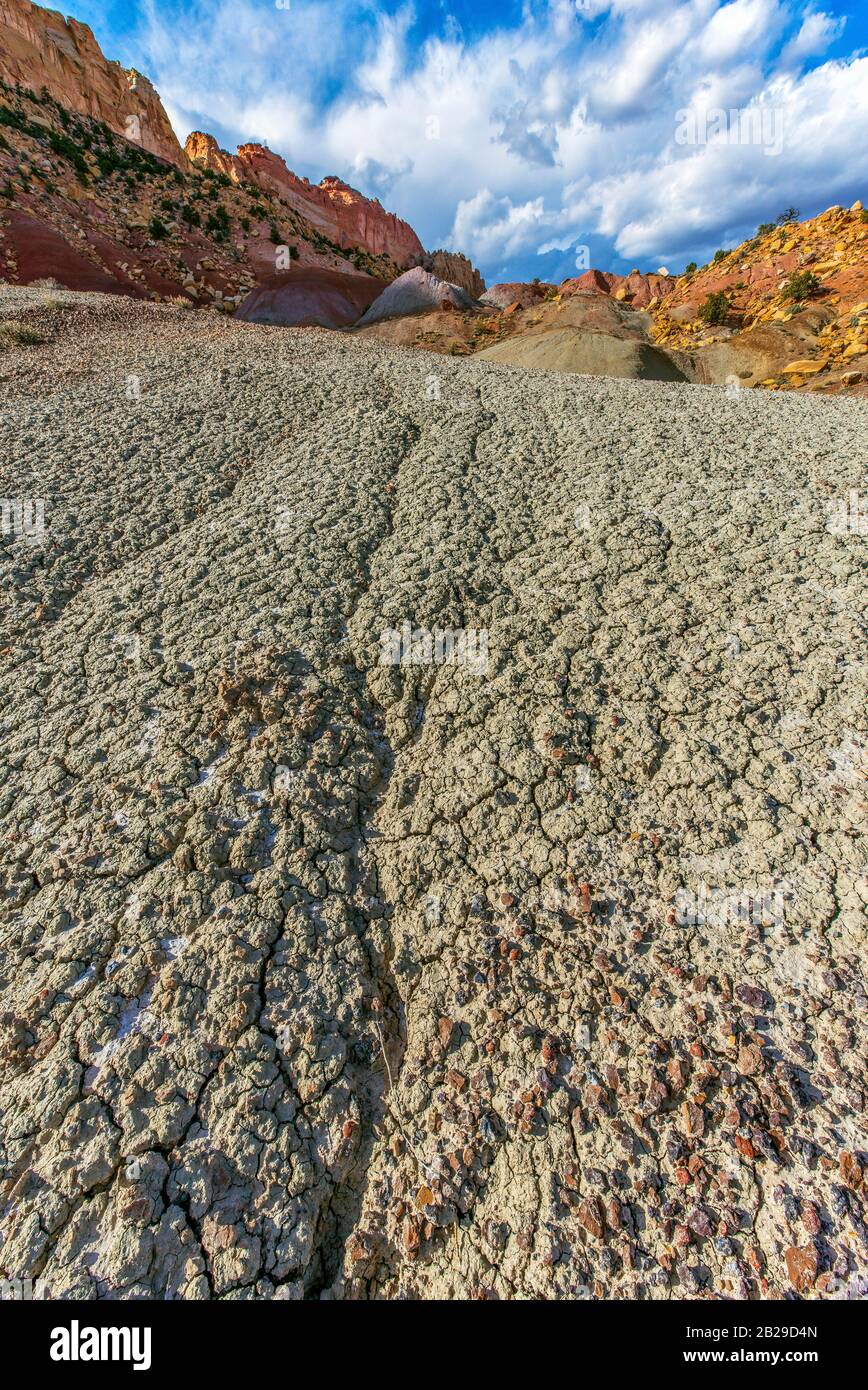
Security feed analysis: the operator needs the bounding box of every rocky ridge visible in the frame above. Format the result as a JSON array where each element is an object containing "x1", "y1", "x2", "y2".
[
  {"x1": 0, "y1": 81, "x2": 402, "y2": 305},
  {"x1": 0, "y1": 0, "x2": 484, "y2": 297},
  {"x1": 184, "y1": 132, "x2": 425, "y2": 271},
  {"x1": 649, "y1": 202, "x2": 868, "y2": 391},
  {"x1": 439, "y1": 205, "x2": 868, "y2": 394}
]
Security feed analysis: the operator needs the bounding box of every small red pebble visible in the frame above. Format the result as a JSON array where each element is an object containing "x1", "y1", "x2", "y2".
[{"x1": 675, "y1": 1167, "x2": 691, "y2": 1186}]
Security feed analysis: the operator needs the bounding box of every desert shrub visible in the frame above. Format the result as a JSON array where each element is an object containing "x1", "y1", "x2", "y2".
[
  {"x1": 0, "y1": 320, "x2": 43, "y2": 346},
  {"x1": 757, "y1": 222, "x2": 775, "y2": 236},
  {"x1": 48, "y1": 128, "x2": 89, "y2": 179},
  {"x1": 776, "y1": 208, "x2": 799, "y2": 225},
  {"x1": 698, "y1": 291, "x2": 730, "y2": 325},
  {"x1": 148, "y1": 216, "x2": 170, "y2": 240},
  {"x1": 685, "y1": 261, "x2": 697, "y2": 274},
  {"x1": 269, "y1": 224, "x2": 282, "y2": 244},
  {"x1": 712, "y1": 248, "x2": 728, "y2": 264},
  {"x1": 0, "y1": 104, "x2": 32, "y2": 134},
  {"x1": 206, "y1": 205, "x2": 230, "y2": 240},
  {"x1": 781, "y1": 270, "x2": 820, "y2": 302},
  {"x1": 96, "y1": 148, "x2": 123, "y2": 177}
]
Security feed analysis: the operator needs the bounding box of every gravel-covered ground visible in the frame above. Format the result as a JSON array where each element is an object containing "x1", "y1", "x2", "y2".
[{"x1": 1, "y1": 286, "x2": 866, "y2": 1300}]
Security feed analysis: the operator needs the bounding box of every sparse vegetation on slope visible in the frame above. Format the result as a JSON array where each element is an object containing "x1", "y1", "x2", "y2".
[{"x1": 0, "y1": 81, "x2": 403, "y2": 305}]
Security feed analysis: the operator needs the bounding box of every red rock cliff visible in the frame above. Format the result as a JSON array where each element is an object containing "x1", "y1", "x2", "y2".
[
  {"x1": 186, "y1": 132, "x2": 425, "y2": 268},
  {"x1": 0, "y1": 0, "x2": 463, "y2": 275},
  {"x1": 0, "y1": 0, "x2": 186, "y2": 166}
]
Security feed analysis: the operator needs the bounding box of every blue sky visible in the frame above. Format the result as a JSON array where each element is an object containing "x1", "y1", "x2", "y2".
[{"x1": 73, "y1": 0, "x2": 868, "y2": 285}]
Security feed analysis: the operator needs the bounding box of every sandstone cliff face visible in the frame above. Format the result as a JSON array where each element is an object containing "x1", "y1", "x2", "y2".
[
  {"x1": 186, "y1": 132, "x2": 425, "y2": 268},
  {"x1": 0, "y1": 0, "x2": 185, "y2": 166}
]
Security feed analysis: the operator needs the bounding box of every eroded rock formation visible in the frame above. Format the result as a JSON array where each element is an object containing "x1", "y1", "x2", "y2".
[
  {"x1": 185, "y1": 132, "x2": 425, "y2": 269},
  {"x1": 355, "y1": 265, "x2": 480, "y2": 325},
  {"x1": 410, "y1": 249, "x2": 485, "y2": 297}
]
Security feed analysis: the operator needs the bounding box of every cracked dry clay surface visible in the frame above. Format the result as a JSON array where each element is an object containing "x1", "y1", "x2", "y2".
[{"x1": 0, "y1": 288, "x2": 866, "y2": 1301}]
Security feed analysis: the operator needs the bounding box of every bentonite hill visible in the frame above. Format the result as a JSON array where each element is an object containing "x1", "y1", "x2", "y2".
[{"x1": 0, "y1": 287, "x2": 866, "y2": 1301}]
